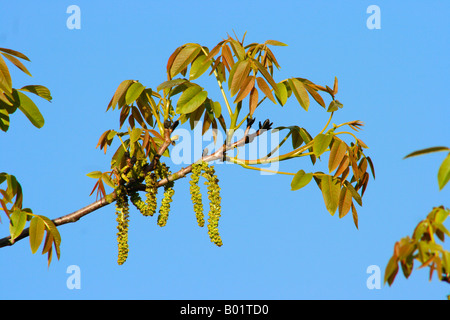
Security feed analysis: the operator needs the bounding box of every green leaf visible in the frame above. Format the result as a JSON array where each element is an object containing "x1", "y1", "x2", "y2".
[
  {"x1": 327, "y1": 100, "x2": 341, "y2": 112},
  {"x1": 320, "y1": 175, "x2": 341, "y2": 215},
  {"x1": 130, "y1": 127, "x2": 143, "y2": 143},
  {"x1": 170, "y1": 45, "x2": 201, "y2": 78},
  {"x1": 275, "y1": 82, "x2": 288, "y2": 106},
  {"x1": 404, "y1": 146, "x2": 450, "y2": 159},
  {"x1": 291, "y1": 170, "x2": 313, "y2": 191},
  {"x1": 15, "y1": 91, "x2": 44, "y2": 128},
  {"x1": 265, "y1": 40, "x2": 288, "y2": 47},
  {"x1": 29, "y1": 216, "x2": 46, "y2": 254},
  {"x1": 212, "y1": 101, "x2": 221, "y2": 118},
  {"x1": 86, "y1": 171, "x2": 102, "y2": 179},
  {"x1": 176, "y1": 86, "x2": 208, "y2": 114},
  {"x1": 189, "y1": 54, "x2": 211, "y2": 80},
  {"x1": 19, "y1": 85, "x2": 52, "y2": 101},
  {"x1": 0, "y1": 55, "x2": 12, "y2": 93},
  {"x1": 288, "y1": 78, "x2": 309, "y2": 111},
  {"x1": 344, "y1": 181, "x2": 363, "y2": 206},
  {"x1": 101, "y1": 173, "x2": 115, "y2": 188},
  {"x1": 313, "y1": 133, "x2": 332, "y2": 157},
  {"x1": 157, "y1": 78, "x2": 188, "y2": 92},
  {"x1": 9, "y1": 209, "x2": 28, "y2": 240},
  {"x1": 0, "y1": 107, "x2": 10, "y2": 132},
  {"x1": 125, "y1": 82, "x2": 145, "y2": 105},
  {"x1": 438, "y1": 153, "x2": 450, "y2": 190},
  {"x1": 384, "y1": 256, "x2": 399, "y2": 286}
]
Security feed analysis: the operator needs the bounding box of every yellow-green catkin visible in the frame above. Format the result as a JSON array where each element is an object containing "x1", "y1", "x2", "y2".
[
  {"x1": 157, "y1": 164, "x2": 175, "y2": 227},
  {"x1": 202, "y1": 164, "x2": 223, "y2": 247},
  {"x1": 115, "y1": 187, "x2": 130, "y2": 265},
  {"x1": 190, "y1": 162, "x2": 205, "y2": 227},
  {"x1": 144, "y1": 172, "x2": 157, "y2": 216},
  {"x1": 130, "y1": 191, "x2": 149, "y2": 215}
]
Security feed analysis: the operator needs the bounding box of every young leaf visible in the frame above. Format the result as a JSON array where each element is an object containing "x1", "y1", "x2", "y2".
[
  {"x1": 328, "y1": 139, "x2": 347, "y2": 172},
  {"x1": 228, "y1": 59, "x2": 250, "y2": 97},
  {"x1": 0, "y1": 55, "x2": 12, "y2": 93},
  {"x1": 9, "y1": 209, "x2": 28, "y2": 240},
  {"x1": 275, "y1": 82, "x2": 288, "y2": 106},
  {"x1": 288, "y1": 78, "x2": 310, "y2": 111},
  {"x1": 256, "y1": 77, "x2": 276, "y2": 104},
  {"x1": 16, "y1": 91, "x2": 45, "y2": 128},
  {"x1": 265, "y1": 40, "x2": 288, "y2": 47},
  {"x1": 249, "y1": 87, "x2": 258, "y2": 117},
  {"x1": 403, "y1": 146, "x2": 450, "y2": 159},
  {"x1": 19, "y1": 85, "x2": 52, "y2": 101},
  {"x1": 190, "y1": 54, "x2": 211, "y2": 80},
  {"x1": 320, "y1": 175, "x2": 341, "y2": 216},
  {"x1": 170, "y1": 45, "x2": 201, "y2": 78},
  {"x1": 344, "y1": 181, "x2": 363, "y2": 206},
  {"x1": 107, "y1": 80, "x2": 133, "y2": 111},
  {"x1": 0, "y1": 47, "x2": 30, "y2": 61},
  {"x1": 313, "y1": 133, "x2": 332, "y2": 157},
  {"x1": 1, "y1": 52, "x2": 31, "y2": 76},
  {"x1": 234, "y1": 76, "x2": 255, "y2": 103},
  {"x1": 306, "y1": 86, "x2": 325, "y2": 108},
  {"x1": 338, "y1": 186, "x2": 352, "y2": 218},
  {"x1": 437, "y1": 153, "x2": 450, "y2": 190},
  {"x1": 176, "y1": 86, "x2": 208, "y2": 114},
  {"x1": 0, "y1": 108, "x2": 10, "y2": 132},
  {"x1": 86, "y1": 171, "x2": 102, "y2": 179},
  {"x1": 29, "y1": 216, "x2": 46, "y2": 254},
  {"x1": 125, "y1": 82, "x2": 145, "y2": 105},
  {"x1": 291, "y1": 170, "x2": 313, "y2": 191}
]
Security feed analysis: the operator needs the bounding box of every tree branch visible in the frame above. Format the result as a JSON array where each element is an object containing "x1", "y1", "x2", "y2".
[{"x1": 0, "y1": 118, "x2": 269, "y2": 249}]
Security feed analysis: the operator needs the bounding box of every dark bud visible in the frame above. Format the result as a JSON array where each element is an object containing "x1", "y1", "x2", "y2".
[
  {"x1": 171, "y1": 120, "x2": 179, "y2": 131},
  {"x1": 261, "y1": 119, "x2": 273, "y2": 131},
  {"x1": 164, "y1": 119, "x2": 172, "y2": 129},
  {"x1": 246, "y1": 117, "x2": 256, "y2": 128}
]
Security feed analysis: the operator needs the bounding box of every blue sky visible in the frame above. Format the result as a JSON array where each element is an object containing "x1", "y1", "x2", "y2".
[{"x1": 0, "y1": 1, "x2": 449, "y2": 300}]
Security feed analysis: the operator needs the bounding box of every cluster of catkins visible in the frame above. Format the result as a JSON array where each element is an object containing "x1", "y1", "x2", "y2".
[
  {"x1": 114, "y1": 160, "x2": 175, "y2": 265},
  {"x1": 189, "y1": 161, "x2": 223, "y2": 247},
  {"x1": 115, "y1": 159, "x2": 222, "y2": 265}
]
